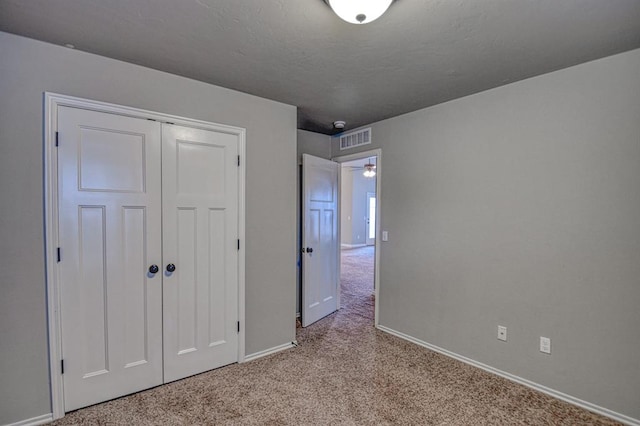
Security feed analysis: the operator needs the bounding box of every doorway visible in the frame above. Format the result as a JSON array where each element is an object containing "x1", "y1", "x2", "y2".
[
  {"x1": 298, "y1": 149, "x2": 381, "y2": 328},
  {"x1": 334, "y1": 149, "x2": 381, "y2": 326}
]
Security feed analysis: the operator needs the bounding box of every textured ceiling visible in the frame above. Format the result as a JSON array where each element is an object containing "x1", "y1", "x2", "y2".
[{"x1": 1, "y1": 0, "x2": 640, "y2": 134}]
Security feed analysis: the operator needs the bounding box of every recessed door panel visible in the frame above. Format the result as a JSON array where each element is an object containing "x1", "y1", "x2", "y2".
[
  {"x1": 208, "y1": 208, "x2": 227, "y2": 346},
  {"x1": 122, "y1": 207, "x2": 149, "y2": 367},
  {"x1": 79, "y1": 127, "x2": 145, "y2": 192},
  {"x1": 177, "y1": 207, "x2": 197, "y2": 354},
  {"x1": 177, "y1": 141, "x2": 226, "y2": 196},
  {"x1": 78, "y1": 206, "x2": 108, "y2": 377},
  {"x1": 58, "y1": 106, "x2": 163, "y2": 412},
  {"x1": 321, "y1": 209, "x2": 336, "y2": 302},
  {"x1": 309, "y1": 169, "x2": 335, "y2": 203}
]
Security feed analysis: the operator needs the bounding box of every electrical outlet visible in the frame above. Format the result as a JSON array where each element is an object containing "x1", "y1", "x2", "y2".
[
  {"x1": 540, "y1": 337, "x2": 551, "y2": 354},
  {"x1": 497, "y1": 325, "x2": 507, "y2": 341}
]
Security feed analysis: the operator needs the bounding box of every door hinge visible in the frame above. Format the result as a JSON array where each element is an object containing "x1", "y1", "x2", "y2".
[
  {"x1": 237, "y1": 239, "x2": 240, "y2": 251},
  {"x1": 57, "y1": 247, "x2": 61, "y2": 262},
  {"x1": 61, "y1": 359, "x2": 64, "y2": 375},
  {"x1": 55, "y1": 131, "x2": 59, "y2": 147},
  {"x1": 237, "y1": 155, "x2": 240, "y2": 167},
  {"x1": 237, "y1": 321, "x2": 240, "y2": 333}
]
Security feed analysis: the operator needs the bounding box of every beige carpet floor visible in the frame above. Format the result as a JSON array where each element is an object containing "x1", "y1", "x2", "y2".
[{"x1": 52, "y1": 246, "x2": 619, "y2": 425}]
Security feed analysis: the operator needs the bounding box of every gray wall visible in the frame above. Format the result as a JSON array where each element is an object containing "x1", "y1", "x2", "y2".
[
  {"x1": 341, "y1": 169, "x2": 376, "y2": 245},
  {"x1": 0, "y1": 32, "x2": 296, "y2": 424},
  {"x1": 332, "y1": 49, "x2": 640, "y2": 420},
  {"x1": 297, "y1": 129, "x2": 332, "y2": 164},
  {"x1": 296, "y1": 130, "x2": 331, "y2": 314}
]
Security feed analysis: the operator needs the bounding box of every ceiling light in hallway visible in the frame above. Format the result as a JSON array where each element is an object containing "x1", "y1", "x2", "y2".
[{"x1": 363, "y1": 158, "x2": 376, "y2": 178}]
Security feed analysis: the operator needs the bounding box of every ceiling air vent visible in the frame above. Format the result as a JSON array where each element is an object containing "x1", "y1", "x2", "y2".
[{"x1": 339, "y1": 128, "x2": 371, "y2": 150}]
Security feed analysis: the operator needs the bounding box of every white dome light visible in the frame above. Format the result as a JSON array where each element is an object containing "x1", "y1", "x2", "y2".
[{"x1": 328, "y1": 0, "x2": 392, "y2": 24}]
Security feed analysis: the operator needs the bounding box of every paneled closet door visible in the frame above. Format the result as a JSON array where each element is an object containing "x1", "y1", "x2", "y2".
[
  {"x1": 161, "y1": 124, "x2": 239, "y2": 382},
  {"x1": 57, "y1": 106, "x2": 163, "y2": 411}
]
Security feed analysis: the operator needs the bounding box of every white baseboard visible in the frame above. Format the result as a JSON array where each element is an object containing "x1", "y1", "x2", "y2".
[
  {"x1": 341, "y1": 243, "x2": 366, "y2": 250},
  {"x1": 376, "y1": 325, "x2": 639, "y2": 426},
  {"x1": 243, "y1": 341, "x2": 297, "y2": 363},
  {"x1": 5, "y1": 413, "x2": 53, "y2": 426}
]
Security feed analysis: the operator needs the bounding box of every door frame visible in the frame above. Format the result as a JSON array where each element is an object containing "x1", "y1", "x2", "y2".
[
  {"x1": 44, "y1": 93, "x2": 246, "y2": 420},
  {"x1": 332, "y1": 148, "x2": 382, "y2": 327}
]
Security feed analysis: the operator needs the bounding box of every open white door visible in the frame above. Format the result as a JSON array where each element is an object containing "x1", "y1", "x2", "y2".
[{"x1": 302, "y1": 154, "x2": 339, "y2": 327}]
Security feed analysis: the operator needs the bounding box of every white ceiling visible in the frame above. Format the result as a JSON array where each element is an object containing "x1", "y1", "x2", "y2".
[{"x1": 1, "y1": 0, "x2": 639, "y2": 134}]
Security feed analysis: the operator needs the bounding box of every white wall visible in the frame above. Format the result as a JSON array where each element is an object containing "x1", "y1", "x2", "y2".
[
  {"x1": 332, "y1": 48, "x2": 640, "y2": 420},
  {"x1": 0, "y1": 32, "x2": 297, "y2": 424}
]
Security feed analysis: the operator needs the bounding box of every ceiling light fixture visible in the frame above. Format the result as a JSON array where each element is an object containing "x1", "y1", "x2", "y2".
[
  {"x1": 328, "y1": 0, "x2": 392, "y2": 24},
  {"x1": 363, "y1": 158, "x2": 376, "y2": 178}
]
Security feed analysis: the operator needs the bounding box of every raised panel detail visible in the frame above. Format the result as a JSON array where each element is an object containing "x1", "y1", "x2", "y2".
[
  {"x1": 79, "y1": 206, "x2": 109, "y2": 377},
  {"x1": 177, "y1": 208, "x2": 197, "y2": 354},
  {"x1": 309, "y1": 169, "x2": 334, "y2": 203},
  {"x1": 79, "y1": 127, "x2": 145, "y2": 192},
  {"x1": 208, "y1": 209, "x2": 226, "y2": 346},
  {"x1": 309, "y1": 209, "x2": 321, "y2": 245},
  {"x1": 122, "y1": 207, "x2": 148, "y2": 367},
  {"x1": 322, "y1": 209, "x2": 335, "y2": 301},
  {"x1": 177, "y1": 141, "x2": 225, "y2": 197}
]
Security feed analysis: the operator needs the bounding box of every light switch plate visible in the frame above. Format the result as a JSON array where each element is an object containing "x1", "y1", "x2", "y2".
[
  {"x1": 540, "y1": 337, "x2": 551, "y2": 354},
  {"x1": 382, "y1": 231, "x2": 388, "y2": 241}
]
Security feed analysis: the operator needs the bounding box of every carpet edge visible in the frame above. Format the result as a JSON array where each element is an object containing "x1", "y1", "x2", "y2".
[{"x1": 376, "y1": 324, "x2": 639, "y2": 426}]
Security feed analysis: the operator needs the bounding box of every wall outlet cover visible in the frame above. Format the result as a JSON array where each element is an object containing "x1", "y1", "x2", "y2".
[{"x1": 498, "y1": 325, "x2": 507, "y2": 341}]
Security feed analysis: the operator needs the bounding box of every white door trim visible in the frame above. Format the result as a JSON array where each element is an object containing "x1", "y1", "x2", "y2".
[
  {"x1": 332, "y1": 148, "x2": 382, "y2": 328},
  {"x1": 44, "y1": 92, "x2": 246, "y2": 419}
]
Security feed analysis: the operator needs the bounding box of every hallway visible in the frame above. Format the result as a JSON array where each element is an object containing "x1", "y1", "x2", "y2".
[{"x1": 339, "y1": 246, "x2": 375, "y2": 320}]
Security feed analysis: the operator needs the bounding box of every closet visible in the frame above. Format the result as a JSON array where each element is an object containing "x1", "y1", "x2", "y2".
[{"x1": 54, "y1": 102, "x2": 242, "y2": 411}]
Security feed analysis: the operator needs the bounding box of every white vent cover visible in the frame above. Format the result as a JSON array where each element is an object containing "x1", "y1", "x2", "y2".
[{"x1": 339, "y1": 128, "x2": 371, "y2": 150}]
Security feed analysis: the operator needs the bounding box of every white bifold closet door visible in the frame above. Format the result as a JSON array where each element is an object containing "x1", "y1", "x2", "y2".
[{"x1": 57, "y1": 106, "x2": 238, "y2": 412}]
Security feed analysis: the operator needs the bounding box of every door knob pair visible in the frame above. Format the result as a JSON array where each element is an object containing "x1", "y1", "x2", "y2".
[{"x1": 148, "y1": 264, "x2": 176, "y2": 274}]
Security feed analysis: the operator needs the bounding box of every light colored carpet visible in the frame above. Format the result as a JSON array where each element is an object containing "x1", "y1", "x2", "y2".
[{"x1": 52, "y1": 246, "x2": 619, "y2": 425}]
